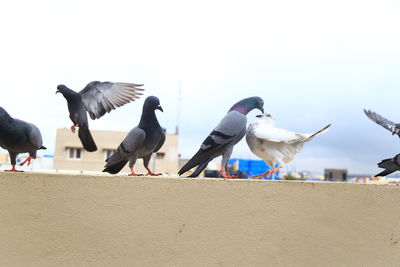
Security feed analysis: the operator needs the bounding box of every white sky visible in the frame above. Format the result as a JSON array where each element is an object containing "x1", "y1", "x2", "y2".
[{"x1": 1, "y1": 0, "x2": 400, "y2": 174}]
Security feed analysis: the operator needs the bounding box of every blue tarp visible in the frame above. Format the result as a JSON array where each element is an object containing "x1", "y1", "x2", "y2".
[{"x1": 228, "y1": 158, "x2": 280, "y2": 180}]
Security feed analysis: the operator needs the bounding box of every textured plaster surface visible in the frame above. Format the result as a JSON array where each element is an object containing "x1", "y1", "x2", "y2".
[{"x1": 0, "y1": 172, "x2": 399, "y2": 266}]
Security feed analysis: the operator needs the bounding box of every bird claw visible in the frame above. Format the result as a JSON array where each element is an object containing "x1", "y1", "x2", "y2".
[
  {"x1": 19, "y1": 156, "x2": 33, "y2": 167},
  {"x1": 5, "y1": 166, "x2": 23, "y2": 172},
  {"x1": 252, "y1": 167, "x2": 282, "y2": 179}
]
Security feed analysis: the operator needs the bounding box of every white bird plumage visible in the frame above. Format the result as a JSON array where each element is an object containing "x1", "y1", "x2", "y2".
[{"x1": 246, "y1": 113, "x2": 331, "y2": 178}]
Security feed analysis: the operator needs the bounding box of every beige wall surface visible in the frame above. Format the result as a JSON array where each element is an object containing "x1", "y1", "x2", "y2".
[{"x1": 1, "y1": 173, "x2": 400, "y2": 266}]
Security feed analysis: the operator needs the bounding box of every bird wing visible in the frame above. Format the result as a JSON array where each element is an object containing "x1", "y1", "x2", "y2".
[
  {"x1": 119, "y1": 127, "x2": 147, "y2": 155},
  {"x1": 25, "y1": 123, "x2": 44, "y2": 149},
  {"x1": 79, "y1": 81, "x2": 144, "y2": 120},
  {"x1": 153, "y1": 132, "x2": 166, "y2": 153},
  {"x1": 178, "y1": 111, "x2": 246, "y2": 175},
  {"x1": 253, "y1": 123, "x2": 307, "y2": 143},
  {"x1": 364, "y1": 109, "x2": 396, "y2": 132}
]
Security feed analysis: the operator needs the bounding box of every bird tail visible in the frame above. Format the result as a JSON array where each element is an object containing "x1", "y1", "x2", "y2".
[
  {"x1": 103, "y1": 150, "x2": 128, "y2": 174},
  {"x1": 178, "y1": 148, "x2": 215, "y2": 177},
  {"x1": 305, "y1": 124, "x2": 331, "y2": 141},
  {"x1": 40, "y1": 146, "x2": 47, "y2": 150},
  {"x1": 377, "y1": 158, "x2": 392, "y2": 169},
  {"x1": 78, "y1": 126, "x2": 97, "y2": 152},
  {"x1": 375, "y1": 157, "x2": 397, "y2": 177}
]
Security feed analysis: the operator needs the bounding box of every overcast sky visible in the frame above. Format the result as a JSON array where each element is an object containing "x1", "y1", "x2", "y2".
[{"x1": 1, "y1": 0, "x2": 400, "y2": 174}]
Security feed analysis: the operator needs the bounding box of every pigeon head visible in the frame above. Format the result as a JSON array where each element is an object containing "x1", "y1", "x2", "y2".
[
  {"x1": 56, "y1": 84, "x2": 80, "y2": 101},
  {"x1": 255, "y1": 113, "x2": 275, "y2": 125},
  {"x1": 143, "y1": 96, "x2": 163, "y2": 112},
  {"x1": 229, "y1": 96, "x2": 264, "y2": 115}
]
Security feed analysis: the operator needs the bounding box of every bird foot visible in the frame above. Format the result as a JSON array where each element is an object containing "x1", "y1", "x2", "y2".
[
  {"x1": 219, "y1": 170, "x2": 238, "y2": 179},
  {"x1": 70, "y1": 125, "x2": 77, "y2": 133},
  {"x1": 252, "y1": 167, "x2": 282, "y2": 179},
  {"x1": 145, "y1": 168, "x2": 162, "y2": 176},
  {"x1": 5, "y1": 165, "x2": 23, "y2": 172},
  {"x1": 19, "y1": 156, "x2": 33, "y2": 167}
]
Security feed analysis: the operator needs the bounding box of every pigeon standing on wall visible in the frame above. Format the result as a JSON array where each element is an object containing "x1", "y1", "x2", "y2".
[
  {"x1": 102, "y1": 96, "x2": 165, "y2": 176},
  {"x1": 375, "y1": 154, "x2": 400, "y2": 177},
  {"x1": 0, "y1": 107, "x2": 46, "y2": 172},
  {"x1": 246, "y1": 113, "x2": 331, "y2": 178},
  {"x1": 363, "y1": 109, "x2": 400, "y2": 137},
  {"x1": 56, "y1": 81, "x2": 144, "y2": 152},
  {"x1": 178, "y1": 96, "x2": 264, "y2": 178}
]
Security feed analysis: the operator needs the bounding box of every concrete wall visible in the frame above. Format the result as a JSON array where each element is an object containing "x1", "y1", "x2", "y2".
[{"x1": 1, "y1": 172, "x2": 400, "y2": 266}]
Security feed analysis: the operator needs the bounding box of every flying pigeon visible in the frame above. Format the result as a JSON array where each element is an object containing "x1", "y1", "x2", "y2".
[
  {"x1": 102, "y1": 96, "x2": 165, "y2": 176},
  {"x1": 0, "y1": 107, "x2": 46, "y2": 172},
  {"x1": 375, "y1": 153, "x2": 400, "y2": 177},
  {"x1": 178, "y1": 96, "x2": 264, "y2": 178},
  {"x1": 363, "y1": 109, "x2": 400, "y2": 137},
  {"x1": 246, "y1": 113, "x2": 331, "y2": 178},
  {"x1": 56, "y1": 81, "x2": 144, "y2": 152}
]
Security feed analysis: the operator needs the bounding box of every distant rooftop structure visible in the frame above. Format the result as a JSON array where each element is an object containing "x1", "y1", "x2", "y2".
[{"x1": 324, "y1": 168, "x2": 348, "y2": 182}]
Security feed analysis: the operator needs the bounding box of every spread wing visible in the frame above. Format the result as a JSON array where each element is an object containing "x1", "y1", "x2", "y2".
[
  {"x1": 79, "y1": 81, "x2": 144, "y2": 120},
  {"x1": 364, "y1": 109, "x2": 396, "y2": 132}
]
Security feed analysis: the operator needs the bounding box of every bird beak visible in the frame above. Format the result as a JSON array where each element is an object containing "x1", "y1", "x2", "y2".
[
  {"x1": 157, "y1": 105, "x2": 163, "y2": 112},
  {"x1": 55, "y1": 90, "x2": 59, "y2": 94}
]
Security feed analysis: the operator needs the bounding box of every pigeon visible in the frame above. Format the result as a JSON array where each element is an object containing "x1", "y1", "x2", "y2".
[
  {"x1": 102, "y1": 96, "x2": 165, "y2": 176},
  {"x1": 363, "y1": 109, "x2": 400, "y2": 137},
  {"x1": 375, "y1": 153, "x2": 400, "y2": 177},
  {"x1": 56, "y1": 81, "x2": 144, "y2": 152},
  {"x1": 178, "y1": 96, "x2": 264, "y2": 178},
  {"x1": 246, "y1": 113, "x2": 331, "y2": 178},
  {"x1": 0, "y1": 107, "x2": 46, "y2": 172}
]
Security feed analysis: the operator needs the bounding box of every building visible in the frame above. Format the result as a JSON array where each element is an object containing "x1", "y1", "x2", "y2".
[
  {"x1": 324, "y1": 168, "x2": 348, "y2": 182},
  {"x1": 54, "y1": 128, "x2": 179, "y2": 174}
]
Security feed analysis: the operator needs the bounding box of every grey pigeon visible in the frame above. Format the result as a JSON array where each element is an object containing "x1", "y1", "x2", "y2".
[
  {"x1": 178, "y1": 96, "x2": 264, "y2": 178},
  {"x1": 0, "y1": 107, "x2": 46, "y2": 172},
  {"x1": 364, "y1": 109, "x2": 400, "y2": 136},
  {"x1": 246, "y1": 113, "x2": 331, "y2": 178},
  {"x1": 102, "y1": 96, "x2": 165, "y2": 175},
  {"x1": 375, "y1": 153, "x2": 400, "y2": 177},
  {"x1": 56, "y1": 81, "x2": 144, "y2": 152}
]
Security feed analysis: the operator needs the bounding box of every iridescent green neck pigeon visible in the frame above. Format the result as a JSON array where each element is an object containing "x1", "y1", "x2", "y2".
[
  {"x1": 178, "y1": 96, "x2": 264, "y2": 178},
  {"x1": 56, "y1": 81, "x2": 144, "y2": 152},
  {"x1": 0, "y1": 107, "x2": 46, "y2": 172}
]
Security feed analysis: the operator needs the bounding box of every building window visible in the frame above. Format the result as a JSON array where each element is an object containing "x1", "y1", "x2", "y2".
[
  {"x1": 105, "y1": 149, "x2": 116, "y2": 160},
  {"x1": 156, "y1": 152, "x2": 165, "y2": 160},
  {"x1": 68, "y1": 148, "x2": 82, "y2": 160}
]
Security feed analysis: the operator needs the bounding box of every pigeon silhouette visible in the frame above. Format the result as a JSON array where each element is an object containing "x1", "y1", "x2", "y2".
[
  {"x1": 0, "y1": 107, "x2": 46, "y2": 172},
  {"x1": 56, "y1": 81, "x2": 144, "y2": 152},
  {"x1": 103, "y1": 96, "x2": 165, "y2": 176},
  {"x1": 178, "y1": 96, "x2": 264, "y2": 178}
]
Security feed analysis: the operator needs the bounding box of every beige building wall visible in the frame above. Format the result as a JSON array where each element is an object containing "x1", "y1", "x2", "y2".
[{"x1": 53, "y1": 128, "x2": 179, "y2": 174}]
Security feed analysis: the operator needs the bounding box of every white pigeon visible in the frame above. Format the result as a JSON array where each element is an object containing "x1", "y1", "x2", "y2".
[{"x1": 246, "y1": 113, "x2": 331, "y2": 178}]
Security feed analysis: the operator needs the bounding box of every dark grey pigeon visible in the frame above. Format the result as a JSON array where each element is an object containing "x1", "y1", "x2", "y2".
[
  {"x1": 0, "y1": 107, "x2": 46, "y2": 172},
  {"x1": 364, "y1": 109, "x2": 400, "y2": 137},
  {"x1": 56, "y1": 81, "x2": 144, "y2": 152},
  {"x1": 102, "y1": 96, "x2": 165, "y2": 176},
  {"x1": 375, "y1": 153, "x2": 400, "y2": 177},
  {"x1": 178, "y1": 96, "x2": 264, "y2": 178}
]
